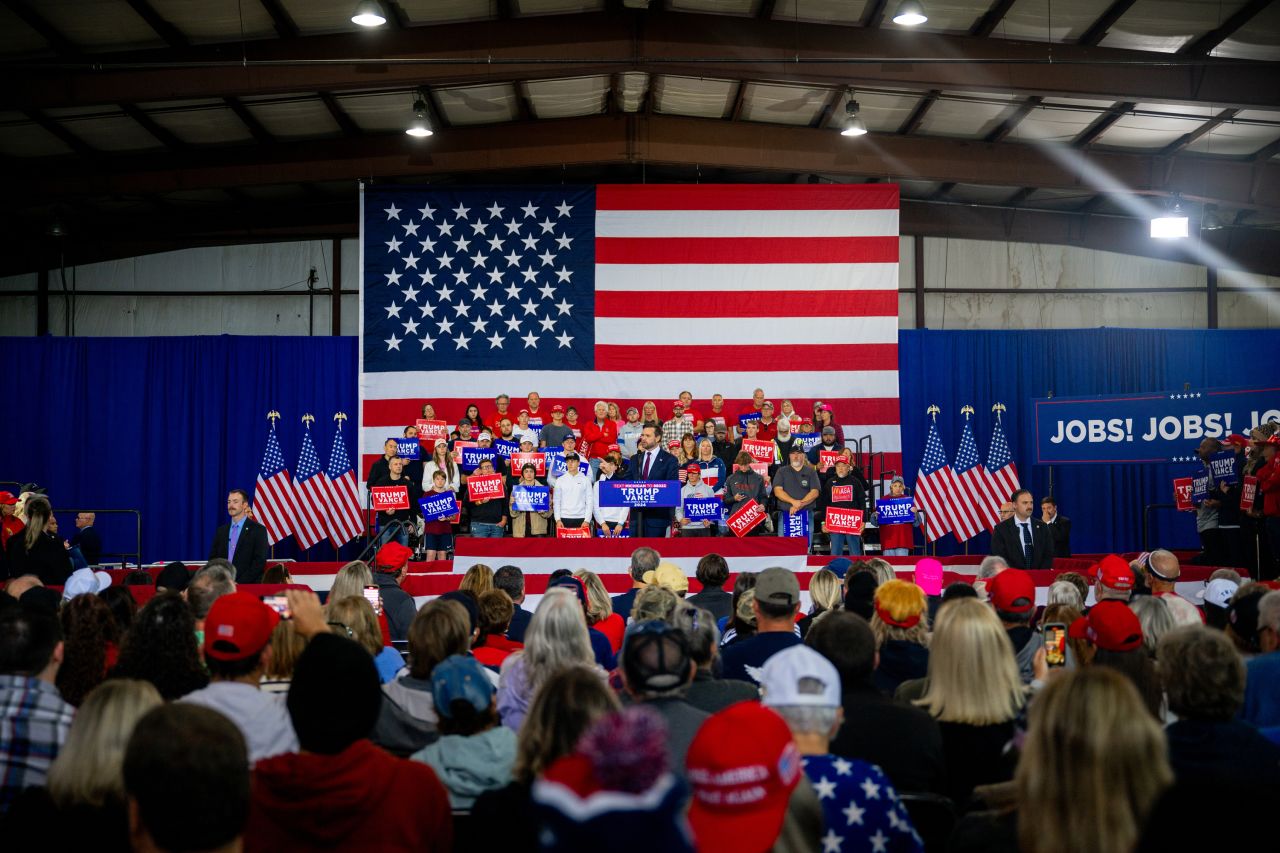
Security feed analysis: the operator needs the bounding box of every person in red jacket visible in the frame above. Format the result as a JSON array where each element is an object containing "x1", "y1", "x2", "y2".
[
  {"x1": 246, "y1": 633, "x2": 453, "y2": 852},
  {"x1": 1256, "y1": 435, "x2": 1280, "y2": 580},
  {"x1": 581, "y1": 400, "x2": 619, "y2": 478}
]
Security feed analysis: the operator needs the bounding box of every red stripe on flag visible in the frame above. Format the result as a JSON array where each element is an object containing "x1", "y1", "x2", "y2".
[
  {"x1": 594, "y1": 344, "x2": 898, "y2": 373},
  {"x1": 595, "y1": 290, "x2": 898, "y2": 318},
  {"x1": 596, "y1": 236, "x2": 899, "y2": 265},
  {"x1": 596, "y1": 184, "x2": 900, "y2": 211},
  {"x1": 362, "y1": 397, "x2": 903, "y2": 427}
]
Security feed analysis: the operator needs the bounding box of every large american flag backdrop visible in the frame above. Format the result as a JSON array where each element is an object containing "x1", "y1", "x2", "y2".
[{"x1": 359, "y1": 184, "x2": 901, "y2": 479}]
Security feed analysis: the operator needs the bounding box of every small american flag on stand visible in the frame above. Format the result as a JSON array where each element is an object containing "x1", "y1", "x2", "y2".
[
  {"x1": 951, "y1": 410, "x2": 1000, "y2": 538},
  {"x1": 253, "y1": 413, "x2": 299, "y2": 545},
  {"x1": 324, "y1": 414, "x2": 365, "y2": 548},
  {"x1": 912, "y1": 407, "x2": 963, "y2": 542},
  {"x1": 984, "y1": 403, "x2": 1021, "y2": 504},
  {"x1": 291, "y1": 416, "x2": 333, "y2": 550}
]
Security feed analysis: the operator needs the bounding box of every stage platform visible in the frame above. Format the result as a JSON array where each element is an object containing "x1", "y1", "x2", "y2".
[{"x1": 104, "y1": 543, "x2": 1230, "y2": 609}]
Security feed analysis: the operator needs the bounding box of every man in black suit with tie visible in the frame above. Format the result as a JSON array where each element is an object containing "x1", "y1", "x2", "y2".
[
  {"x1": 209, "y1": 489, "x2": 270, "y2": 584},
  {"x1": 990, "y1": 489, "x2": 1054, "y2": 570},
  {"x1": 630, "y1": 424, "x2": 680, "y2": 538}
]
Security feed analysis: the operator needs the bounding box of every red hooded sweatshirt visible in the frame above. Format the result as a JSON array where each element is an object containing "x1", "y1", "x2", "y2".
[{"x1": 245, "y1": 739, "x2": 452, "y2": 852}]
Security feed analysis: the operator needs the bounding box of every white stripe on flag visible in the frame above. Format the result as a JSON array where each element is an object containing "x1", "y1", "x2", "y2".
[
  {"x1": 362, "y1": 370, "x2": 902, "y2": 400},
  {"x1": 596, "y1": 264, "x2": 899, "y2": 292},
  {"x1": 595, "y1": 209, "x2": 900, "y2": 238},
  {"x1": 595, "y1": 316, "x2": 896, "y2": 346}
]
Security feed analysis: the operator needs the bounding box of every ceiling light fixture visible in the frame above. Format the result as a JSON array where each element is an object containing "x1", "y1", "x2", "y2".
[
  {"x1": 840, "y1": 94, "x2": 867, "y2": 137},
  {"x1": 892, "y1": 0, "x2": 928, "y2": 26},
  {"x1": 351, "y1": 0, "x2": 386, "y2": 27},
  {"x1": 406, "y1": 92, "x2": 433, "y2": 138},
  {"x1": 1150, "y1": 196, "x2": 1188, "y2": 240}
]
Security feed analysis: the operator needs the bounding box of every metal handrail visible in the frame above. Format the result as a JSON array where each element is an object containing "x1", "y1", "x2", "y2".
[{"x1": 60, "y1": 508, "x2": 143, "y2": 568}]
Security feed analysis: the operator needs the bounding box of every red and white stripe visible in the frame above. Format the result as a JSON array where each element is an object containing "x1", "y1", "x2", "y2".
[
  {"x1": 988, "y1": 462, "x2": 1021, "y2": 505},
  {"x1": 253, "y1": 471, "x2": 299, "y2": 546},
  {"x1": 290, "y1": 473, "x2": 329, "y2": 550},
  {"x1": 952, "y1": 467, "x2": 998, "y2": 538},
  {"x1": 362, "y1": 184, "x2": 901, "y2": 482},
  {"x1": 913, "y1": 467, "x2": 957, "y2": 542},
  {"x1": 323, "y1": 469, "x2": 365, "y2": 548}
]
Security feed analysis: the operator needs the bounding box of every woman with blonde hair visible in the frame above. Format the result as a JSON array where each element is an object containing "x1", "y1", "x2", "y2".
[
  {"x1": 4, "y1": 679, "x2": 163, "y2": 849},
  {"x1": 4, "y1": 495, "x2": 71, "y2": 585},
  {"x1": 459, "y1": 563, "x2": 494, "y2": 597},
  {"x1": 327, "y1": 595, "x2": 405, "y2": 683},
  {"x1": 951, "y1": 668, "x2": 1172, "y2": 853},
  {"x1": 869, "y1": 579, "x2": 929, "y2": 695},
  {"x1": 797, "y1": 569, "x2": 842, "y2": 638},
  {"x1": 640, "y1": 400, "x2": 660, "y2": 428},
  {"x1": 574, "y1": 569, "x2": 624, "y2": 652},
  {"x1": 916, "y1": 597, "x2": 1026, "y2": 804},
  {"x1": 260, "y1": 620, "x2": 307, "y2": 694},
  {"x1": 864, "y1": 557, "x2": 897, "y2": 588},
  {"x1": 496, "y1": 588, "x2": 602, "y2": 731},
  {"x1": 328, "y1": 560, "x2": 373, "y2": 606}
]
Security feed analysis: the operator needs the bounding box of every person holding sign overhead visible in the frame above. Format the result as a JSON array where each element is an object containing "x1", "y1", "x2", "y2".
[
  {"x1": 553, "y1": 454, "x2": 593, "y2": 533},
  {"x1": 630, "y1": 424, "x2": 680, "y2": 538},
  {"x1": 209, "y1": 489, "x2": 269, "y2": 584}
]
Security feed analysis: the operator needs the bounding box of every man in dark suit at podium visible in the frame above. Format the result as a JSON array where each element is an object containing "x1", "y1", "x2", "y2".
[
  {"x1": 629, "y1": 424, "x2": 680, "y2": 538},
  {"x1": 990, "y1": 489, "x2": 1054, "y2": 570},
  {"x1": 209, "y1": 489, "x2": 270, "y2": 583}
]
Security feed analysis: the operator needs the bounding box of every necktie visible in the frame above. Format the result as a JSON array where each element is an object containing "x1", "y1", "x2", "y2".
[
  {"x1": 1020, "y1": 523, "x2": 1033, "y2": 565},
  {"x1": 229, "y1": 521, "x2": 241, "y2": 560},
  {"x1": 642, "y1": 451, "x2": 653, "y2": 479}
]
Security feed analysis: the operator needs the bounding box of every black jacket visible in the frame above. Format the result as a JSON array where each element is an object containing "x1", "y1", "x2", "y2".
[
  {"x1": 5, "y1": 531, "x2": 72, "y2": 585},
  {"x1": 373, "y1": 571, "x2": 418, "y2": 642},
  {"x1": 1044, "y1": 514, "x2": 1072, "y2": 558},
  {"x1": 990, "y1": 516, "x2": 1055, "y2": 570},
  {"x1": 829, "y1": 683, "x2": 947, "y2": 795},
  {"x1": 209, "y1": 517, "x2": 270, "y2": 584},
  {"x1": 69, "y1": 526, "x2": 103, "y2": 565}
]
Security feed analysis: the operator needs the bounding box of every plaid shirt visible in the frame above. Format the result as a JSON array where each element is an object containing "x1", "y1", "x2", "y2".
[
  {"x1": 0, "y1": 675, "x2": 75, "y2": 813},
  {"x1": 661, "y1": 417, "x2": 694, "y2": 447}
]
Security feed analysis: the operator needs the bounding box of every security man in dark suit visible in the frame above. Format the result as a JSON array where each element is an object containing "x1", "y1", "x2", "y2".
[
  {"x1": 209, "y1": 489, "x2": 270, "y2": 584},
  {"x1": 1040, "y1": 495, "x2": 1072, "y2": 558},
  {"x1": 990, "y1": 489, "x2": 1055, "y2": 570},
  {"x1": 629, "y1": 423, "x2": 680, "y2": 538}
]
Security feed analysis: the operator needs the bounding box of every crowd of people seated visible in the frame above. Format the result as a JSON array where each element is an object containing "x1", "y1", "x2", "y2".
[{"x1": 2, "y1": 536, "x2": 1278, "y2": 851}]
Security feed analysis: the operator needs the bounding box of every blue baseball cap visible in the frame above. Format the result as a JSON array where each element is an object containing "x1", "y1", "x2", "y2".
[
  {"x1": 431, "y1": 654, "x2": 495, "y2": 719},
  {"x1": 826, "y1": 557, "x2": 853, "y2": 580}
]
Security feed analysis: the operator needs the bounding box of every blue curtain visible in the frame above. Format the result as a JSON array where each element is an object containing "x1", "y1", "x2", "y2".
[
  {"x1": 899, "y1": 329, "x2": 1280, "y2": 556},
  {"x1": 3, "y1": 329, "x2": 1276, "y2": 562},
  {"x1": 0, "y1": 336, "x2": 358, "y2": 564}
]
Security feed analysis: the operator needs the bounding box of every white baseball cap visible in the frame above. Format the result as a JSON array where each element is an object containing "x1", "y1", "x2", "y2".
[
  {"x1": 760, "y1": 645, "x2": 841, "y2": 709},
  {"x1": 62, "y1": 568, "x2": 112, "y2": 600},
  {"x1": 1201, "y1": 578, "x2": 1238, "y2": 608}
]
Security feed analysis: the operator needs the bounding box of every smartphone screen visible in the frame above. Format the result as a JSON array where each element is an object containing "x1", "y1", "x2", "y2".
[
  {"x1": 263, "y1": 595, "x2": 291, "y2": 620},
  {"x1": 1044, "y1": 623, "x2": 1067, "y2": 668},
  {"x1": 363, "y1": 585, "x2": 382, "y2": 615}
]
